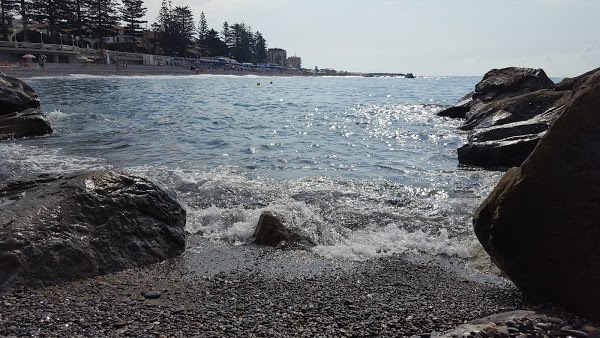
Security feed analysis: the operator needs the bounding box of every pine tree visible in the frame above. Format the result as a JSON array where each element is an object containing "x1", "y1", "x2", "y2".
[
  {"x1": 172, "y1": 5, "x2": 195, "y2": 56},
  {"x1": 197, "y1": 10, "x2": 207, "y2": 40},
  {"x1": 30, "y1": 0, "x2": 74, "y2": 42},
  {"x1": 87, "y1": 0, "x2": 119, "y2": 49},
  {"x1": 63, "y1": 0, "x2": 92, "y2": 44},
  {"x1": 254, "y1": 31, "x2": 267, "y2": 64},
  {"x1": 221, "y1": 21, "x2": 231, "y2": 56},
  {"x1": 152, "y1": 0, "x2": 173, "y2": 54},
  {"x1": 152, "y1": 1, "x2": 196, "y2": 57},
  {"x1": 226, "y1": 22, "x2": 256, "y2": 63},
  {"x1": 203, "y1": 28, "x2": 227, "y2": 57},
  {"x1": 19, "y1": 0, "x2": 33, "y2": 32},
  {"x1": 0, "y1": 0, "x2": 18, "y2": 40},
  {"x1": 120, "y1": 0, "x2": 145, "y2": 38}
]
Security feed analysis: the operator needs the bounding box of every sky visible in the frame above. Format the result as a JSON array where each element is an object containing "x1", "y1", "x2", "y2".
[{"x1": 142, "y1": 0, "x2": 599, "y2": 77}]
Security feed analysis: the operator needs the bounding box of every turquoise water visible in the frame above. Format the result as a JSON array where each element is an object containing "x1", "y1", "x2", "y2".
[{"x1": 1, "y1": 74, "x2": 503, "y2": 261}]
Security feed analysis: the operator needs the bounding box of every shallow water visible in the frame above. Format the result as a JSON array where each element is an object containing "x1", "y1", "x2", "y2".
[{"x1": 1, "y1": 74, "x2": 503, "y2": 262}]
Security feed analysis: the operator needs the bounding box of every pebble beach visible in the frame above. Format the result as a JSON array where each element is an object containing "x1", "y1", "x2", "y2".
[
  {"x1": 1, "y1": 65, "x2": 598, "y2": 337},
  {"x1": 0, "y1": 238, "x2": 597, "y2": 337}
]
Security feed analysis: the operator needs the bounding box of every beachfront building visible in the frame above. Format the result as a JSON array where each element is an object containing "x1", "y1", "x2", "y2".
[
  {"x1": 267, "y1": 48, "x2": 286, "y2": 66},
  {"x1": 103, "y1": 26, "x2": 135, "y2": 45},
  {"x1": 287, "y1": 55, "x2": 301, "y2": 69}
]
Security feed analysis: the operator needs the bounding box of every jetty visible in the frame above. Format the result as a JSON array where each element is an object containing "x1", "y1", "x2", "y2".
[{"x1": 362, "y1": 72, "x2": 414, "y2": 78}]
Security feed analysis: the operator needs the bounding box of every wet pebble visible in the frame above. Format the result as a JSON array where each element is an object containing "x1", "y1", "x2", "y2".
[{"x1": 142, "y1": 291, "x2": 161, "y2": 299}]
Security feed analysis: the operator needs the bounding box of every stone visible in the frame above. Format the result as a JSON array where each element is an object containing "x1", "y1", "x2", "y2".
[
  {"x1": 142, "y1": 291, "x2": 161, "y2": 299},
  {"x1": 471, "y1": 67, "x2": 554, "y2": 102},
  {"x1": 473, "y1": 71, "x2": 600, "y2": 320},
  {"x1": 0, "y1": 74, "x2": 40, "y2": 115},
  {"x1": 438, "y1": 67, "x2": 600, "y2": 169},
  {"x1": 0, "y1": 108, "x2": 53, "y2": 140},
  {"x1": 0, "y1": 170, "x2": 186, "y2": 291},
  {"x1": 561, "y1": 329, "x2": 589, "y2": 338},
  {"x1": 0, "y1": 74, "x2": 52, "y2": 140},
  {"x1": 252, "y1": 211, "x2": 316, "y2": 249}
]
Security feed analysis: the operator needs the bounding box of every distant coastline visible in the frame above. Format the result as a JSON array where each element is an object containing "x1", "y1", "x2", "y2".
[{"x1": 0, "y1": 62, "x2": 365, "y2": 79}]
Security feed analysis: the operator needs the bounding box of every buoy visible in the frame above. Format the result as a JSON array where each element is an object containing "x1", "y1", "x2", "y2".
[
  {"x1": 270, "y1": 81, "x2": 273, "y2": 84},
  {"x1": 257, "y1": 82, "x2": 260, "y2": 86}
]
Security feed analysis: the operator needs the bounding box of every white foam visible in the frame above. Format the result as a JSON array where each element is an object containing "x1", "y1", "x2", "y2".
[
  {"x1": 186, "y1": 206, "x2": 255, "y2": 243},
  {"x1": 46, "y1": 109, "x2": 68, "y2": 121},
  {"x1": 0, "y1": 143, "x2": 108, "y2": 177},
  {"x1": 312, "y1": 226, "x2": 481, "y2": 261},
  {"x1": 134, "y1": 166, "x2": 488, "y2": 262}
]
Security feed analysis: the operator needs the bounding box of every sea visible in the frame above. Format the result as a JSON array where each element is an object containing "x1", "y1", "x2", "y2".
[{"x1": 0, "y1": 74, "x2": 505, "y2": 270}]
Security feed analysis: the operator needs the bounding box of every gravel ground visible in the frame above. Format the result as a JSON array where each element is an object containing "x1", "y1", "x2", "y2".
[{"x1": 1, "y1": 237, "x2": 594, "y2": 338}]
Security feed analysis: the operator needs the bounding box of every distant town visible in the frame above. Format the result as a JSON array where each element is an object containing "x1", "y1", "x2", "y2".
[{"x1": 0, "y1": 1, "x2": 412, "y2": 77}]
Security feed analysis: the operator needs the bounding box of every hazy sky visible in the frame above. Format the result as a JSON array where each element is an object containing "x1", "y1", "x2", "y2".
[{"x1": 142, "y1": 0, "x2": 598, "y2": 77}]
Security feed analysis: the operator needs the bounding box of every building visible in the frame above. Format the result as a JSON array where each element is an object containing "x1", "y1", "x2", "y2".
[
  {"x1": 103, "y1": 26, "x2": 135, "y2": 45},
  {"x1": 267, "y1": 48, "x2": 286, "y2": 66},
  {"x1": 287, "y1": 55, "x2": 301, "y2": 69}
]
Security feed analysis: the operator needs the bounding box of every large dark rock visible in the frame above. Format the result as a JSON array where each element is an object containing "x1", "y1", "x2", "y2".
[
  {"x1": 0, "y1": 170, "x2": 186, "y2": 291},
  {"x1": 438, "y1": 67, "x2": 598, "y2": 169},
  {"x1": 253, "y1": 211, "x2": 316, "y2": 249},
  {"x1": 0, "y1": 74, "x2": 40, "y2": 115},
  {"x1": 0, "y1": 108, "x2": 53, "y2": 140},
  {"x1": 471, "y1": 67, "x2": 554, "y2": 102},
  {"x1": 0, "y1": 74, "x2": 52, "y2": 139},
  {"x1": 473, "y1": 71, "x2": 600, "y2": 319}
]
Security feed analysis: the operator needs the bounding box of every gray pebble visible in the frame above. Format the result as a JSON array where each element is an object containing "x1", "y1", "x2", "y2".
[
  {"x1": 561, "y1": 328, "x2": 588, "y2": 337},
  {"x1": 142, "y1": 291, "x2": 161, "y2": 299}
]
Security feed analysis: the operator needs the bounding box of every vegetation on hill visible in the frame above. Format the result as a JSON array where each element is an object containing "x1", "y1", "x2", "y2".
[{"x1": 0, "y1": 0, "x2": 268, "y2": 63}]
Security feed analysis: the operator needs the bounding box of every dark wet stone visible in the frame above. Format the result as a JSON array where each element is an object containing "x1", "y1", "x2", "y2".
[
  {"x1": 474, "y1": 71, "x2": 600, "y2": 320},
  {"x1": 252, "y1": 211, "x2": 316, "y2": 249},
  {"x1": 143, "y1": 291, "x2": 161, "y2": 299},
  {"x1": 439, "y1": 67, "x2": 600, "y2": 169},
  {"x1": 0, "y1": 74, "x2": 52, "y2": 140},
  {"x1": 0, "y1": 171, "x2": 186, "y2": 291}
]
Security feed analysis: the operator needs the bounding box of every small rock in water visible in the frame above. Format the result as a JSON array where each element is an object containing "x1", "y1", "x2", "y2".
[{"x1": 142, "y1": 291, "x2": 161, "y2": 299}]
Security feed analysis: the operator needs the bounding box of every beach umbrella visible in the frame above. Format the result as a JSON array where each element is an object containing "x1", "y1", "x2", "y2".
[{"x1": 22, "y1": 54, "x2": 36, "y2": 59}]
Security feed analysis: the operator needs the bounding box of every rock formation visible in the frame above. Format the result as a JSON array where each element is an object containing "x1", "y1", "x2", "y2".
[
  {"x1": 439, "y1": 67, "x2": 599, "y2": 169},
  {"x1": 253, "y1": 211, "x2": 315, "y2": 249},
  {"x1": 0, "y1": 74, "x2": 52, "y2": 140},
  {"x1": 0, "y1": 170, "x2": 187, "y2": 291},
  {"x1": 473, "y1": 70, "x2": 600, "y2": 319}
]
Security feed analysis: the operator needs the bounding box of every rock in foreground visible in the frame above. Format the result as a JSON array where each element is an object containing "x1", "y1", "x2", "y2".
[
  {"x1": 474, "y1": 71, "x2": 600, "y2": 319},
  {"x1": 0, "y1": 170, "x2": 186, "y2": 291},
  {"x1": 253, "y1": 211, "x2": 315, "y2": 249},
  {"x1": 0, "y1": 74, "x2": 52, "y2": 140}
]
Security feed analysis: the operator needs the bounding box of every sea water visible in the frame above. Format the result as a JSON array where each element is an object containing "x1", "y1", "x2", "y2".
[{"x1": 0, "y1": 74, "x2": 503, "y2": 263}]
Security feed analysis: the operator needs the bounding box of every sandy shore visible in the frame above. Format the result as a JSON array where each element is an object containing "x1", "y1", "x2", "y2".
[
  {"x1": 0, "y1": 63, "x2": 311, "y2": 79},
  {"x1": 0, "y1": 236, "x2": 594, "y2": 337}
]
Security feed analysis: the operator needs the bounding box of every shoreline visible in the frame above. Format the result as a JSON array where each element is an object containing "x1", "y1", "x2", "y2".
[
  {"x1": 1, "y1": 69, "x2": 597, "y2": 337},
  {"x1": 0, "y1": 63, "x2": 335, "y2": 79},
  {"x1": 0, "y1": 236, "x2": 593, "y2": 337}
]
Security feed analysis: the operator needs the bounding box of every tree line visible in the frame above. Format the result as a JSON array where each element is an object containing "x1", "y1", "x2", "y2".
[{"x1": 0, "y1": 0, "x2": 269, "y2": 63}]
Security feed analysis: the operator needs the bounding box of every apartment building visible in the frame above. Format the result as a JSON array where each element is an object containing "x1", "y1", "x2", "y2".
[{"x1": 267, "y1": 48, "x2": 287, "y2": 66}]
